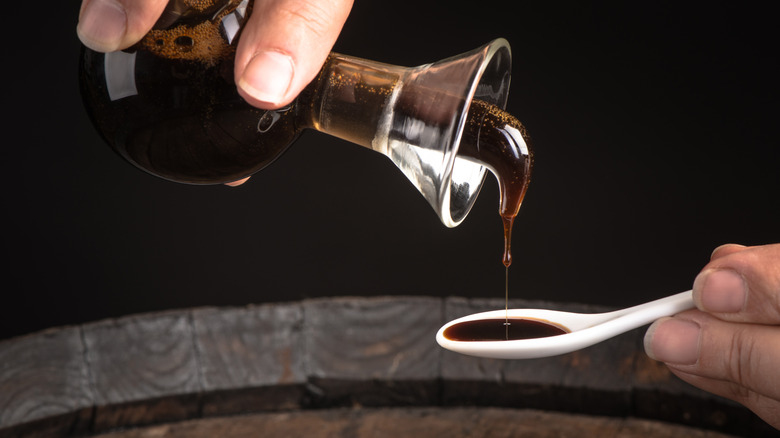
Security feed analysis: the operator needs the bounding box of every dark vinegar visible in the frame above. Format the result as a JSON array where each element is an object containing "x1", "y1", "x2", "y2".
[
  {"x1": 443, "y1": 318, "x2": 567, "y2": 342},
  {"x1": 460, "y1": 100, "x2": 533, "y2": 268},
  {"x1": 459, "y1": 100, "x2": 533, "y2": 325},
  {"x1": 78, "y1": 0, "x2": 302, "y2": 185}
]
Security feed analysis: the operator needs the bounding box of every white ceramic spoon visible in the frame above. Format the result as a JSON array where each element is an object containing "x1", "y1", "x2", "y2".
[{"x1": 436, "y1": 290, "x2": 694, "y2": 359}]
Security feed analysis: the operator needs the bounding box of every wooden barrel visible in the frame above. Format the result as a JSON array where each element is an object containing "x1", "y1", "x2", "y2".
[{"x1": 1, "y1": 296, "x2": 775, "y2": 437}]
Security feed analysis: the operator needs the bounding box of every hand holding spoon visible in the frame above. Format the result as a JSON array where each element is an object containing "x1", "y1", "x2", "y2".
[{"x1": 436, "y1": 290, "x2": 694, "y2": 359}]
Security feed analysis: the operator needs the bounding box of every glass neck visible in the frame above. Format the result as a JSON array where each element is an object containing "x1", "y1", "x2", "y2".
[{"x1": 298, "y1": 53, "x2": 402, "y2": 152}]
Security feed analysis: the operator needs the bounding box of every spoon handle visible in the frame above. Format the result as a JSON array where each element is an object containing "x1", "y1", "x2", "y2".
[
  {"x1": 596, "y1": 290, "x2": 694, "y2": 335},
  {"x1": 622, "y1": 290, "x2": 693, "y2": 317}
]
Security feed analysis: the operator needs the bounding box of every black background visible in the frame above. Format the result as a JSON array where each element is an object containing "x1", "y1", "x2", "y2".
[{"x1": 2, "y1": 2, "x2": 777, "y2": 340}]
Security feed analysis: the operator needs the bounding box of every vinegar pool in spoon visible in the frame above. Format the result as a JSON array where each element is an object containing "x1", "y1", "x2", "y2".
[{"x1": 442, "y1": 317, "x2": 568, "y2": 342}]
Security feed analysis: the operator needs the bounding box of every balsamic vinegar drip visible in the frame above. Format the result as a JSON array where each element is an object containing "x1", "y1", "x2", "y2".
[
  {"x1": 505, "y1": 266, "x2": 510, "y2": 338},
  {"x1": 460, "y1": 100, "x2": 533, "y2": 338}
]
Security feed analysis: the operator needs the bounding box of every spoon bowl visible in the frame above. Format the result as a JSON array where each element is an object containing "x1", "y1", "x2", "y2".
[{"x1": 436, "y1": 290, "x2": 694, "y2": 359}]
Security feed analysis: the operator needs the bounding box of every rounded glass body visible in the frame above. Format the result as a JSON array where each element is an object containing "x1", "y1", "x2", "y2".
[{"x1": 79, "y1": 0, "x2": 296, "y2": 184}]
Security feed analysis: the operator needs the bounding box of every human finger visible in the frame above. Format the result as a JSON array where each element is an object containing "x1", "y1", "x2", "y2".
[
  {"x1": 667, "y1": 367, "x2": 780, "y2": 429},
  {"x1": 234, "y1": 0, "x2": 354, "y2": 109},
  {"x1": 692, "y1": 243, "x2": 780, "y2": 324},
  {"x1": 645, "y1": 310, "x2": 780, "y2": 403},
  {"x1": 77, "y1": 0, "x2": 170, "y2": 52},
  {"x1": 709, "y1": 243, "x2": 748, "y2": 260}
]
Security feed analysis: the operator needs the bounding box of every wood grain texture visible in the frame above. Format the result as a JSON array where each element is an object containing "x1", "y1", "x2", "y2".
[
  {"x1": 90, "y1": 407, "x2": 741, "y2": 438},
  {"x1": 191, "y1": 303, "x2": 306, "y2": 415},
  {"x1": 304, "y1": 296, "x2": 441, "y2": 380},
  {"x1": 0, "y1": 297, "x2": 776, "y2": 437},
  {"x1": 193, "y1": 304, "x2": 304, "y2": 389},
  {"x1": 82, "y1": 311, "x2": 200, "y2": 405},
  {"x1": 303, "y1": 296, "x2": 442, "y2": 408},
  {"x1": 0, "y1": 326, "x2": 93, "y2": 437},
  {"x1": 82, "y1": 310, "x2": 201, "y2": 431}
]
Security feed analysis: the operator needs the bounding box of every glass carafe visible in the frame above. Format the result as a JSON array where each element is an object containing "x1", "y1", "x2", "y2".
[{"x1": 79, "y1": 0, "x2": 514, "y2": 227}]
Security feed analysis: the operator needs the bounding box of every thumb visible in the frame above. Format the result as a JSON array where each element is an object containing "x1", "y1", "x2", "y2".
[
  {"x1": 77, "y1": 0, "x2": 169, "y2": 52},
  {"x1": 235, "y1": 0, "x2": 353, "y2": 109}
]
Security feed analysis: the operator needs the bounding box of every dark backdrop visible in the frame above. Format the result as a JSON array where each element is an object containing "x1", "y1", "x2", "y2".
[{"x1": 2, "y1": 2, "x2": 777, "y2": 340}]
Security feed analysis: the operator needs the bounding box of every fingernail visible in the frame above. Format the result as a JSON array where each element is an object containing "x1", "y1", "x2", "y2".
[
  {"x1": 77, "y1": 0, "x2": 128, "y2": 52},
  {"x1": 644, "y1": 317, "x2": 700, "y2": 365},
  {"x1": 238, "y1": 51, "x2": 294, "y2": 105},
  {"x1": 694, "y1": 269, "x2": 746, "y2": 313}
]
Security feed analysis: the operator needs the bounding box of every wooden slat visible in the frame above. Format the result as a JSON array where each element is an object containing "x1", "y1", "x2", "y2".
[
  {"x1": 191, "y1": 303, "x2": 306, "y2": 415},
  {"x1": 303, "y1": 296, "x2": 442, "y2": 407},
  {"x1": 0, "y1": 326, "x2": 93, "y2": 437},
  {"x1": 82, "y1": 310, "x2": 201, "y2": 432}
]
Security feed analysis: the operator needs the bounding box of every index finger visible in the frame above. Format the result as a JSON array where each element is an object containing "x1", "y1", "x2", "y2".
[{"x1": 693, "y1": 243, "x2": 780, "y2": 324}]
